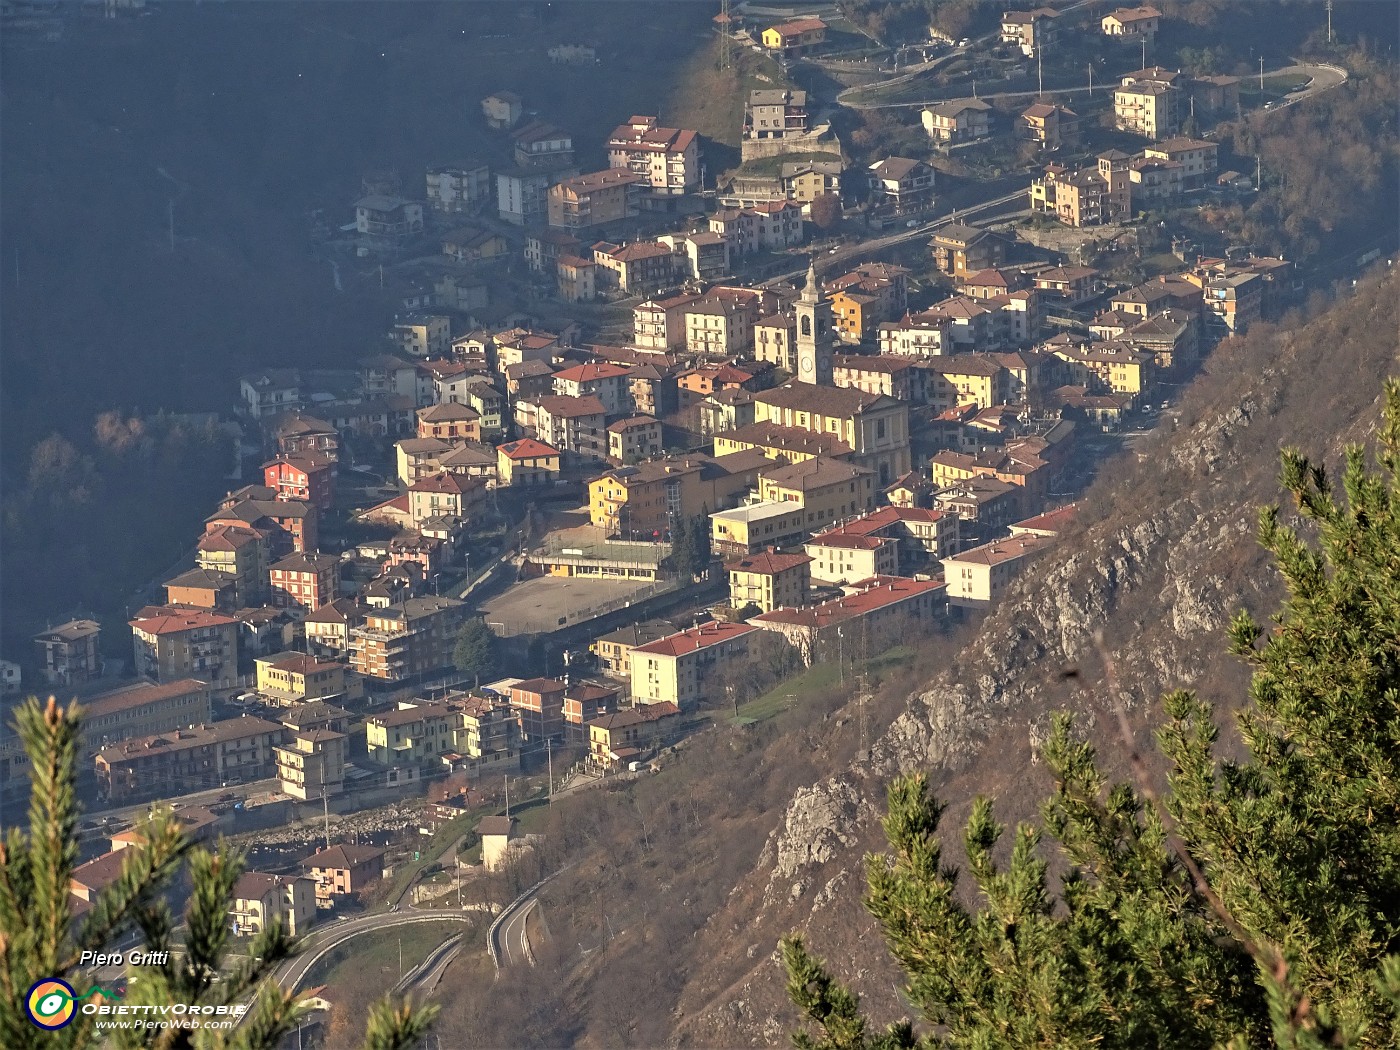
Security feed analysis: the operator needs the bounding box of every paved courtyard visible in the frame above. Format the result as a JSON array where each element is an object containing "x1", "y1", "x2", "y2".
[{"x1": 478, "y1": 574, "x2": 660, "y2": 637}]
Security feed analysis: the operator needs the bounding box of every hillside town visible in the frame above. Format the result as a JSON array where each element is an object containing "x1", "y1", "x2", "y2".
[{"x1": 2, "y1": 1, "x2": 1357, "y2": 1018}]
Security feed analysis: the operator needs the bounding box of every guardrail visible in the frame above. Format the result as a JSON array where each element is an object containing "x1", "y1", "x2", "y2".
[{"x1": 487, "y1": 865, "x2": 574, "y2": 971}]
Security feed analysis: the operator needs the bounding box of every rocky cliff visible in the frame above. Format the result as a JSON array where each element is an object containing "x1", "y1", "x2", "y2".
[{"x1": 670, "y1": 273, "x2": 1400, "y2": 1046}]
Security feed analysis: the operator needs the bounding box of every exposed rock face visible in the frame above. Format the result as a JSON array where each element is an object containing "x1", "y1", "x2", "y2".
[{"x1": 670, "y1": 277, "x2": 1399, "y2": 1047}]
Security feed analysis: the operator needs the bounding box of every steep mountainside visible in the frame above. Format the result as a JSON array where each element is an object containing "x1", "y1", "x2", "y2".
[{"x1": 670, "y1": 272, "x2": 1400, "y2": 1046}]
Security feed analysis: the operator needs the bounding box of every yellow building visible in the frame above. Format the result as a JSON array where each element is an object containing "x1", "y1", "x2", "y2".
[
  {"x1": 920, "y1": 356, "x2": 1005, "y2": 411},
  {"x1": 365, "y1": 702, "x2": 455, "y2": 768},
  {"x1": 255, "y1": 651, "x2": 353, "y2": 706},
  {"x1": 274, "y1": 729, "x2": 347, "y2": 800},
  {"x1": 712, "y1": 421, "x2": 854, "y2": 465},
  {"x1": 1052, "y1": 342, "x2": 1152, "y2": 398},
  {"x1": 761, "y1": 17, "x2": 826, "y2": 54},
  {"x1": 753, "y1": 383, "x2": 910, "y2": 485},
  {"x1": 587, "y1": 703, "x2": 681, "y2": 771},
  {"x1": 757, "y1": 457, "x2": 875, "y2": 532},
  {"x1": 591, "y1": 621, "x2": 677, "y2": 678},
  {"x1": 231, "y1": 872, "x2": 318, "y2": 937},
  {"x1": 710, "y1": 501, "x2": 811, "y2": 558},
  {"x1": 726, "y1": 551, "x2": 812, "y2": 613},
  {"x1": 803, "y1": 532, "x2": 898, "y2": 585},
  {"x1": 588, "y1": 451, "x2": 767, "y2": 538},
  {"x1": 942, "y1": 533, "x2": 1052, "y2": 608},
  {"x1": 628, "y1": 622, "x2": 758, "y2": 710},
  {"x1": 496, "y1": 438, "x2": 560, "y2": 487}
]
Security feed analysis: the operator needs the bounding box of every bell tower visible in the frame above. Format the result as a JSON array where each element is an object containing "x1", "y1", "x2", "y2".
[{"x1": 796, "y1": 258, "x2": 833, "y2": 386}]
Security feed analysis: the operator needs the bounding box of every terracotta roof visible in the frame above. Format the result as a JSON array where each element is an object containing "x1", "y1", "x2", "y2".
[
  {"x1": 756, "y1": 381, "x2": 897, "y2": 417},
  {"x1": 530, "y1": 394, "x2": 607, "y2": 418},
  {"x1": 750, "y1": 577, "x2": 943, "y2": 628},
  {"x1": 726, "y1": 551, "x2": 813, "y2": 575},
  {"x1": 305, "y1": 844, "x2": 385, "y2": 870},
  {"x1": 760, "y1": 456, "x2": 871, "y2": 491},
  {"x1": 84, "y1": 679, "x2": 208, "y2": 720},
  {"x1": 270, "y1": 551, "x2": 340, "y2": 574},
  {"x1": 588, "y1": 701, "x2": 680, "y2": 730},
  {"x1": 234, "y1": 871, "x2": 306, "y2": 901},
  {"x1": 498, "y1": 438, "x2": 559, "y2": 460},
  {"x1": 552, "y1": 362, "x2": 632, "y2": 383},
  {"x1": 713, "y1": 421, "x2": 854, "y2": 459},
  {"x1": 945, "y1": 533, "x2": 1049, "y2": 567},
  {"x1": 417, "y1": 402, "x2": 480, "y2": 423},
  {"x1": 72, "y1": 851, "x2": 130, "y2": 893},
  {"x1": 130, "y1": 607, "x2": 237, "y2": 636},
  {"x1": 97, "y1": 716, "x2": 285, "y2": 762},
  {"x1": 558, "y1": 169, "x2": 646, "y2": 193},
  {"x1": 630, "y1": 621, "x2": 757, "y2": 658},
  {"x1": 477, "y1": 816, "x2": 519, "y2": 837},
  {"x1": 607, "y1": 416, "x2": 659, "y2": 433}
]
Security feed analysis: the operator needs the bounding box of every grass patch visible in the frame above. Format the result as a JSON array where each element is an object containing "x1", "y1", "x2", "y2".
[
  {"x1": 732, "y1": 643, "x2": 920, "y2": 726},
  {"x1": 303, "y1": 920, "x2": 464, "y2": 989},
  {"x1": 1263, "y1": 72, "x2": 1310, "y2": 92},
  {"x1": 734, "y1": 661, "x2": 841, "y2": 725},
  {"x1": 667, "y1": 34, "x2": 788, "y2": 151}
]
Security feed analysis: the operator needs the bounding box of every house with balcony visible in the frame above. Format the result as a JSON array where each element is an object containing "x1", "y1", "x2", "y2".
[
  {"x1": 1019, "y1": 103, "x2": 1080, "y2": 150},
  {"x1": 1001, "y1": 8, "x2": 1059, "y2": 56},
  {"x1": 922, "y1": 98, "x2": 993, "y2": 144},
  {"x1": 366, "y1": 702, "x2": 456, "y2": 768},
  {"x1": 348, "y1": 597, "x2": 466, "y2": 682},
  {"x1": 304, "y1": 844, "x2": 385, "y2": 905},
  {"x1": 354, "y1": 196, "x2": 424, "y2": 246},
  {"x1": 231, "y1": 872, "x2": 318, "y2": 936},
  {"x1": 33, "y1": 619, "x2": 102, "y2": 687},
  {"x1": 128, "y1": 607, "x2": 240, "y2": 692},
  {"x1": 425, "y1": 163, "x2": 492, "y2": 212},
  {"x1": 867, "y1": 158, "x2": 935, "y2": 215},
  {"x1": 547, "y1": 169, "x2": 645, "y2": 230},
  {"x1": 744, "y1": 88, "x2": 809, "y2": 141},
  {"x1": 606, "y1": 115, "x2": 700, "y2": 196}
]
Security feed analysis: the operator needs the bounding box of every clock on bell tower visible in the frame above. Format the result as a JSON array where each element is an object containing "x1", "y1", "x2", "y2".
[{"x1": 795, "y1": 258, "x2": 833, "y2": 387}]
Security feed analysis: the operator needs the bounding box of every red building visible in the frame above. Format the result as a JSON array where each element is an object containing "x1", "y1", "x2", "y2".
[
  {"x1": 263, "y1": 454, "x2": 337, "y2": 511},
  {"x1": 562, "y1": 682, "x2": 619, "y2": 740},
  {"x1": 507, "y1": 677, "x2": 567, "y2": 744},
  {"x1": 268, "y1": 551, "x2": 341, "y2": 614}
]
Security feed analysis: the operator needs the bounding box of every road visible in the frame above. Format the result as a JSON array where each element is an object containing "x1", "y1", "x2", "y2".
[
  {"x1": 495, "y1": 898, "x2": 538, "y2": 968},
  {"x1": 395, "y1": 931, "x2": 464, "y2": 999},
  {"x1": 1265, "y1": 61, "x2": 1348, "y2": 109},
  {"x1": 273, "y1": 912, "x2": 475, "y2": 994},
  {"x1": 842, "y1": 57, "x2": 1347, "y2": 112},
  {"x1": 761, "y1": 187, "x2": 1029, "y2": 289}
]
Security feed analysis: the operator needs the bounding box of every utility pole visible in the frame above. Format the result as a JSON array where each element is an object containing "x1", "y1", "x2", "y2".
[
  {"x1": 167, "y1": 199, "x2": 176, "y2": 252},
  {"x1": 504, "y1": 774, "x2": 509, "y2": 816},
  {"x1": 546, "y1": 738, "x2": 553, "y2": 806},
  {"x1": 1326, "y1": 0, "x2": 1334, "y2": 44},
  {"x1": 398, "y1": 937, "x2": 403, "y2": 981},
  {"x1": 1259, "y1": 57, "x2": 1265, "y2": 90},
  {"x1": 1141, "y1": 36, "x2": 1146, "y2": 71},
  {"x1": 718, "y1": 0, "x2": 731, "y2": 71},
  {"x1": 321, "y1": 789, "x2": 331, "y2": 850},
  {"x1": 1088, "y1": 62, "x2": 1093, "y2": 97},
  {"x1": 1037, "y1": 46, "x2": 1043, "y2": 99}
]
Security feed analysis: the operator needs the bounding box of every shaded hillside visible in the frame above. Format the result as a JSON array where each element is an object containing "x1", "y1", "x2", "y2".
[{"x1": 668, "y1": 273, "x2": 1400, "y2": 1046}]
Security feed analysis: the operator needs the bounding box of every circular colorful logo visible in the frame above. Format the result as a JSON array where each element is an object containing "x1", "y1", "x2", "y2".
[{"x1": 25, "y1": 978, "x2": 78, "y2": 1030}]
